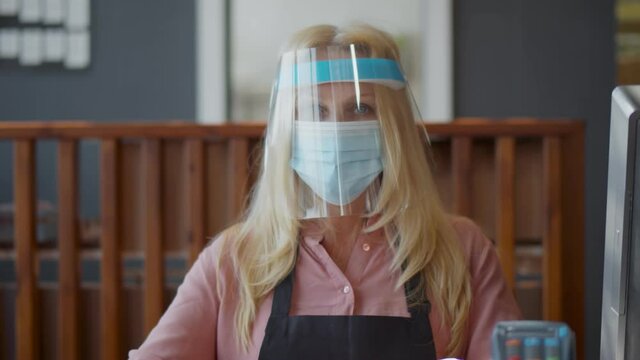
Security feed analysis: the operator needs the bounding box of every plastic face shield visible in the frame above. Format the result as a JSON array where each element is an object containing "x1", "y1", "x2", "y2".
[{"x1": 264, "y1": 45, "x2": 424, "y2": 219}]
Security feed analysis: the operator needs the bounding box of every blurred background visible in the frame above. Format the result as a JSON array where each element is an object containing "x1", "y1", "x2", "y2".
[{"x1": 0, "y1": 0, "x2": 632, "y2": 359}]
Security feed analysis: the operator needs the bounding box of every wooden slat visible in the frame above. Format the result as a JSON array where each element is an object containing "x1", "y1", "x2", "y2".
[
  {"x1": 228, "y1": 138, "x2": 249, "y2": 220},
  {"x1": 100, "y1": 139, "x2": 121, "y2": 360},
  {"x1": 542, "y1": 137, "x2": 563, "y2": 320},
  {"x1": 143, "y1": 139, "x2": 164, "y2": 334},
  {"x1": 451, "y1": 137, "x2": 473, "y2": 216},
  {"x1": 206, "y1": 142, "x2": 230, "y2": 238},
  {"x1": 561, "y1": 128, "x2": 585, "y2": 359},
  {"x1": 14, "y1": 140, "x2": 39, "y2": 360},
  {"x1": 187, "y1": 140, "x2": 207, "y2": 264},
  {"x1": 0, "y1": 119, "x2": 583, "y2": 139},
  {"x1": 162, "y1": 141, "x2": 186, "y2": 253},
  {"x1": 57, "y1": 140, "x2": 79, "y2": 360},
  {"x1": 495, "y1": 137, "x2": 516, "y2": 289}
]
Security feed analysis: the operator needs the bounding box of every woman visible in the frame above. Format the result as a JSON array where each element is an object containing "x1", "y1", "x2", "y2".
[{"x1": 129, "y1": 24, "x2": 521, "y2": 360}]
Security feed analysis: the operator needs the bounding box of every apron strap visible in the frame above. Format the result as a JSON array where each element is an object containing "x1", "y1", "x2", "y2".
[
  {"x1": 403, "y1": 269, "x2": 431, "y2": 317},
  {"x1": 271, "y1": 267, "x2": 295, "y2": 316}
]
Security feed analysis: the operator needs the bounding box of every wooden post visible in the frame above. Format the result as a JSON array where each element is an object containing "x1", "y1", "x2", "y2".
[
  {"x1": 228, "y1": 138, "x2": 249, "y2": 220},
  {"x1": 58, "y1": 140, "x2": 80, "y2": 360},
  {"x1": 543, "y1": 137, "x2": 563, "y2": 320},
  {"x1": 14, "y1": 140, "x2": 39, "y2": 360},
  {"x1": 495, "y1": 137, "x2": 516, "y2": 289},
  {"x1": 100, "y1": 139, "x2": 122, "y2": 360},
  {"x1": 143, "y1": 139, "x2": 164, "y2": 334},
  {"x1": 452, "y1": 137, "x2": 473, "y2": 216},
  {"x1": 561, "y1": 128, "x2": 585, "y2": 359},
  {"x1": 187, "y1": 140, "x2": 207, "y2": 265}
]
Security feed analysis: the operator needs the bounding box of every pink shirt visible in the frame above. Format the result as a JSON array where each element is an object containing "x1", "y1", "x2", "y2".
[{"x1": 129, "y1": 217, "x2": 521, "y2": 360}]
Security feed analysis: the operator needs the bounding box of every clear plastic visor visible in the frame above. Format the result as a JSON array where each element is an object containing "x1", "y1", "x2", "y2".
[{"x1": 265, "y1": 45, "x2": 421, "y2": 219}]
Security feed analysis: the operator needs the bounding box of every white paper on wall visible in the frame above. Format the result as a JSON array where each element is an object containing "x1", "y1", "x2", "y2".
[
  {"x1": 0, "y1": 28, "x2": 20, "y2": 59},
  {"x1": 43, "y1": 0, "x2": 65, "y2": 25},
  {"x1": 66, "y1": 0, "x2": 89, "y2": 30},
  {"x1": 44, "y1": 28, "x2": 65, "y2": 61},
  {"x1": 20, "y1": 28, "x2": 43, "y2": 66},
  {"x1": 0, "y1": 0, "x2": 20, "y2": 16},
  {"x1": 64, "y1": 30, "x2": 89, "y2": 69},
  {"x1": 19, "y1": 0, "x2": 41, "y2": 23}
]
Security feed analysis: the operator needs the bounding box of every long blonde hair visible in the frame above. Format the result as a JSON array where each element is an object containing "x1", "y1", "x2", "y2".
[{"x1": 215, "y1": 24, "x2": 471, "y2": 356}]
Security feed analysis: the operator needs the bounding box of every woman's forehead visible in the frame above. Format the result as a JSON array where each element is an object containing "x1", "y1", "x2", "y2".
[{"x1": 314, "y1": 82, "x2": 376, "y2": 97}]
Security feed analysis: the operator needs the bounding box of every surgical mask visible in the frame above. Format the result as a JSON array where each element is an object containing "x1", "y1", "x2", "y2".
[{"x1": 290, "y1": 120, "x2": 383, "y2": 206}]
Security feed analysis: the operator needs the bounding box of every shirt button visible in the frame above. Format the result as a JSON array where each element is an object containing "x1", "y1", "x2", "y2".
[
  {"x1": 342, "y1": 286, "x2": 351, "y2": 294},
  {"x1": 362, "y1": 243, "x2": 370, "y2": 252}
]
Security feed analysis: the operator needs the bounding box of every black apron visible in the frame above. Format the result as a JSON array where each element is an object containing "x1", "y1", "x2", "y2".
[{"x1": 257, "y1": 264, "x2": 437, "y2": 360}]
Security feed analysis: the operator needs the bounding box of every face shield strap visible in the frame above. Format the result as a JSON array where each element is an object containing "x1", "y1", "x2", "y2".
[{"x1": 280, "y1": 58, "x2": 406, "y2": 90}]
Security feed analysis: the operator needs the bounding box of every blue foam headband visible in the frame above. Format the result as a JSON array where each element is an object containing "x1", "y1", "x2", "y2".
[{"x1": 286, "y1": 58, "x2": 406, "y2": 89}]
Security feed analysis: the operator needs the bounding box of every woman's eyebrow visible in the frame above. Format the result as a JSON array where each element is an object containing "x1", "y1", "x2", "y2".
[
  {"x1": 344, "y1": 94, "x2": 375, "y2": 106},
  {"x1": 342, "y1": 93, "x2": 375, "y2": 104},
  {"x1": 357, "y1": 91, "x2": 375, "y2": 97}
]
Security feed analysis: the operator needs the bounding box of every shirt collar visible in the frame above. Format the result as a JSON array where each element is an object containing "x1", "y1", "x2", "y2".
[{"x1": 300, "y1": 216, "x2": 387, "y2": 245}]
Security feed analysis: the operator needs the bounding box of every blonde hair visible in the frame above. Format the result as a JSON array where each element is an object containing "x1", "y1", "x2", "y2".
[{"x1": 215, "y1": 24, "x2": 472, "y2": 356}]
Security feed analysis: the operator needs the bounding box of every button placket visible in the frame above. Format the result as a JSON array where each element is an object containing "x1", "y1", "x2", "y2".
[
  {"x1": 308, "y1": 238, "x2": 357, "y2": 315},
  {"x1": 345, "y1": 234, "x2": 378, "y2": 292},
  {"x1": 340, "y1": 283, "x2": 355, "y2": 314}
]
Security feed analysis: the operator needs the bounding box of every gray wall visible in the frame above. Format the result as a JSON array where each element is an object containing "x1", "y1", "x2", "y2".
[
  {"x1": 0, "y1": 0, "x2": 195, "y2": 120},
  {"x1": 0, "y1": 0, "x2": 196, "y2": 214},
  {"x1": 455, "y1": 0, "x2": 615, "y2": 359}
]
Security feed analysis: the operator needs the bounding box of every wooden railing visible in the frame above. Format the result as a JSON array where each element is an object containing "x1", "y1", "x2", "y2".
[{"x1": 0, "y1": 118, "x2": 585, "y2": 360}]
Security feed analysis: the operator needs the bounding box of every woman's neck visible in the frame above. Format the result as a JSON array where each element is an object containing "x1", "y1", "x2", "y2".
[{"x1": 321, "y1": 216, "x2": 364, "y2": 273}]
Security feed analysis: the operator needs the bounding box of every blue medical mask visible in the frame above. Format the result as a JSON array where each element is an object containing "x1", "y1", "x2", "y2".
[{"x1": 290, "y1": 120, "x2": 383, "y2": 206}]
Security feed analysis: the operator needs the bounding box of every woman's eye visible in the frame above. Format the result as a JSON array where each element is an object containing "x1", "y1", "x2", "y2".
[
  {"x1": 354, "y1": 104, "x2": 372, "y2": 115},
  {"x1": 311, "y1": 105, "x2": 328, "y2": 119}
]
